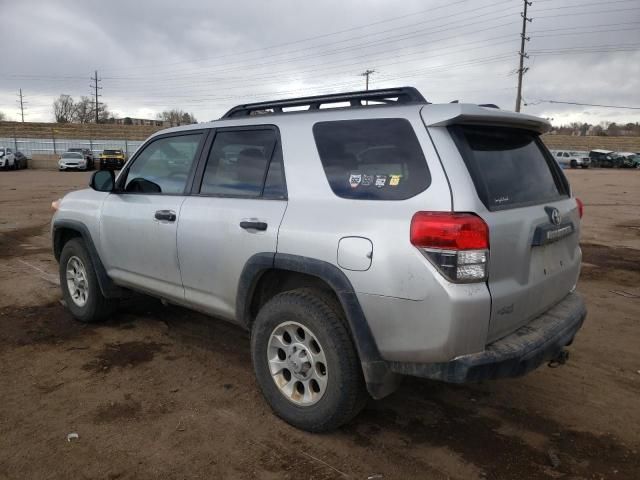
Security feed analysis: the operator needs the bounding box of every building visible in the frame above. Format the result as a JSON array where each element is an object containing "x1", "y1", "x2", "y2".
[{"x1": 113, "y1": 117, "x2": 167, "y2": 126}]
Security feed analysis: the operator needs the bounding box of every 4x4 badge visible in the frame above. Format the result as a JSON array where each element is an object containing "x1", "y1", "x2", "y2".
[{"x1": 545, "y1": 207, "x2": 561, "y2": 225}]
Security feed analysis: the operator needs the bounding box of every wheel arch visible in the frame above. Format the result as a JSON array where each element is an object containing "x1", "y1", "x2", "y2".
[
  {"x1": 52, "y1": 219, "x2": 123, "y2": 298},
  {"x1": 237, "y1": 252, "x2": 400, "y2": 399}
]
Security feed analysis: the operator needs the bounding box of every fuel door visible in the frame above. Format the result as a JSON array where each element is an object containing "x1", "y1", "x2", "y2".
[{"x1": 337, "y1": 236, "x2": 373, "y2": 271}]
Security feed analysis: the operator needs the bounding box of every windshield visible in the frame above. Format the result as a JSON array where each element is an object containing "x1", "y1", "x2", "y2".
[
  {"x1": 103, "y1": 150, "x2": 122, "y2": 155},
  {"x1": 0, "y1": 148, "x2": 5, "y2": 155},
  {"x1": 62, "y1": 152, "x2": 83, "y2": 159}
]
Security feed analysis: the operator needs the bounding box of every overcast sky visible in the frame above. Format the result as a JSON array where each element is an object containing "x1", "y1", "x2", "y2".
[{"x1": 0, "y1": 0, "x2": 638, "y2": 125}]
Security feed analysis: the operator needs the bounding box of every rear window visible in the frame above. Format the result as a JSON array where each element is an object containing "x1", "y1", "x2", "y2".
[
  {"x1": 450, "y1": 125, "x2": 568, "y2": 210},
  {"x1": 313, "y1": 118, "x2": 431, "y2": 200}
]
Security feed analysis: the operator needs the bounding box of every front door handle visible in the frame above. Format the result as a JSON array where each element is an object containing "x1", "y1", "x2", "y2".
[
  {"x1": 155, "y1": 210, "x2": 177, "y2": 222},
  {"x1": 240, "y1": 221, "x2": 268, "y2": 231}
]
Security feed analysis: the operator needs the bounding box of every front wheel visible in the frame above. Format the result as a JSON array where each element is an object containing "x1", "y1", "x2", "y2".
[
  {"x1": 59, "y1": 238, "x2": 115, "y2": 322},
  {"x1": 251, "y1": 288, "x2": 367, "y2": 432},
  {"x1": 570, "y1": 160, "x2": 578, "y2": 168}
]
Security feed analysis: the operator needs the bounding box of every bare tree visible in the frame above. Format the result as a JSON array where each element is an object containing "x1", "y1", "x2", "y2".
[
  {"x1": 53, "y1": 94, "x2": 75, "y2": 123},
  {"x1": 73, "y1": 96, "x2": 94, "y2": 123},
  {"x1": 97, "y1": 102, "x2": 112, "y2": 123},
  {"x1": 0, "y1": 111, "x2": 6, "y2": 121},
  {"x1": 158, "y1": 109, "x2": 197, "y2": 126}
]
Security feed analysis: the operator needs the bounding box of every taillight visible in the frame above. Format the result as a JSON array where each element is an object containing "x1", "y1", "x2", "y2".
[
  {"x1": 410, "y1": 212, "x2": 489, "y2": 283},
  {"x1": 575, "y1": 197, "x2": 584, "y2": 219}
]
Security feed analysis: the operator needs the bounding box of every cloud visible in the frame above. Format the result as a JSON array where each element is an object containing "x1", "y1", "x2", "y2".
[{"x1": 1, "y1": 0, "x2": 638, "y2": 124}]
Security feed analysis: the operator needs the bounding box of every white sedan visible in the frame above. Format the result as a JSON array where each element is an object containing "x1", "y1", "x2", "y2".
[{"x1": 58, "y1": 152, "x2": 88, "y2": 171}]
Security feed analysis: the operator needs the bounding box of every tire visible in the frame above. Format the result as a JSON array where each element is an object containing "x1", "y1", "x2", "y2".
[
  {"x1": 570, "y1": 160, "x2": 577, "y2": 169},
  {"x1": 581, "y1": 165, "x2": 589, "y2": 169},
  {"x1": 251, "y1": 288, "x2": 367, "y2": 432},
  {"x1": 59, "y1": 238, "x2": 115, "y2": 323}
]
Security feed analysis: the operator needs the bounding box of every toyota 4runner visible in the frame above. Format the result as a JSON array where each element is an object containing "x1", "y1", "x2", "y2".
[{"x1": 52, "y1": 87, "x2": 586, "y2": 432}]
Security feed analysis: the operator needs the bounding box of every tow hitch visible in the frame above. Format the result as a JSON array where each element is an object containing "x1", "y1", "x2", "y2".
[{"x1": 548, "y1": 349, "x2": 569, "y2": 368}]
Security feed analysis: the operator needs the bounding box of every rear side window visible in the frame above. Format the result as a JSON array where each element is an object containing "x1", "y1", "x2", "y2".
[
  {"x1": 313, "y1": 118, "x2": 431, "y2": 200},
  {"x1": 450, "y1": 125, "x2": 568, "y2": 210},
  {"x1": 200, "y1": 128, "x2": 285, "y2": 198}
]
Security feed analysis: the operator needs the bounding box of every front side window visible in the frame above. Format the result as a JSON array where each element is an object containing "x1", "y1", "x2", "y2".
[
  {"x1": 313, "y1": 118, "x2": 431, "y2": 200},
  {"x1": 124, "y1": 133, "x2": 203, "y2": 194},
  {"x1": 200, "y1": 129, "x2": 283, "y2": 197}
]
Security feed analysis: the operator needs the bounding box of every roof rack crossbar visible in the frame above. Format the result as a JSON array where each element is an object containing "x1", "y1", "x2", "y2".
[{"x1": 221, "y1": 87, "x2": 427, "y2": 118}]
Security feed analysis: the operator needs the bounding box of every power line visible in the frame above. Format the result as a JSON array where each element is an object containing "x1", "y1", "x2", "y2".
[
  {"x1": 97, "y1": 0, "x2": 636, "y2": 76},
  {"x1": 531, "y1": 100, "x2": 640, "y2": 110}
]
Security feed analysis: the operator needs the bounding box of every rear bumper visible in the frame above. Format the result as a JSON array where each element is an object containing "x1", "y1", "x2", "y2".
[{"x1": 389, "y1": 291, "x2": 586, "y2": 383}]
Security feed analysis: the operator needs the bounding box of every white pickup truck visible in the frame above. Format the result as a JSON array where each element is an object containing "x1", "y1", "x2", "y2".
[{"x1": 550, "y1": 150, "x2": 590, "y2": 169}]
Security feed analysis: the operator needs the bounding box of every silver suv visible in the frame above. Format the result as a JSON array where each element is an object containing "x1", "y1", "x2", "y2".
[{"x1": 51, "y1": 87, "x2": 586, "y2": 432}]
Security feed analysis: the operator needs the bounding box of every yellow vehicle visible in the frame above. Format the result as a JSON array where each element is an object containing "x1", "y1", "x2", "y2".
[{"x1": 99, "y1": 148, "x2": 127, "y2": 170}]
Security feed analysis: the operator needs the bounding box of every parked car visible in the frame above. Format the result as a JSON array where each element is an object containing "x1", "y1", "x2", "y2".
[
  {"x1": 589, "y1": 149, "x2": 620, "y2": 168},
  {"x1": 614, "y1": 152, "x2": 640, "y2": 168},
  {"x1": 14, "y1": 151, "x2": 29, "y2": 169},
  {"x1": 0, "y1": 147, "x2": 16, "y2": 169},
  {"x1": 51, "y1": 87, "x2": 586, "y2": 432},
  {"x1": 58, "y1": 152, "x2": 89, "y2": 171},
  {"x1": 67, "y1": 148, "x2": 95, "y2": 170},
  {"x1": 550, "y1": 150, "x2": 590, "y2": 169},
  {"x1": 99, "y1": 148, "x2": 127, "y2": 170}
]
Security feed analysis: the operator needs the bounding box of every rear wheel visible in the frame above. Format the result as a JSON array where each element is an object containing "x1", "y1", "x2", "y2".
[
  {"x1": 59, "y1": 238, "x2": 115, "y2": 322},
  {"x1": 570, "y1": 159, "x2": 577, "y2": 168},
  {"x1": 251, "y1": 288, "x2": 367, "y2": 432}
]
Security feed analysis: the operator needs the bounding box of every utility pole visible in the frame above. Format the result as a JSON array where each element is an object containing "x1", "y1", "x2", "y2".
[
  {"x1": 515, "y1": 0, "x2": 532, "y2": 112},
  {"x1": 17, "y1": 88, "x2": 26, "y2": 122},
  {"x1": 360, "y1": 69, "x2": 375, "y2": 91},
  {"x1": 90, "y1": 70, "x2": 102, "y2": 123}
]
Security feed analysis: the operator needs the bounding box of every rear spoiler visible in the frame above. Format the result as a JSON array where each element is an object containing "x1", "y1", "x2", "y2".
[{"x1": 421, "y1": 104, "x2": 550, "y2": 134}]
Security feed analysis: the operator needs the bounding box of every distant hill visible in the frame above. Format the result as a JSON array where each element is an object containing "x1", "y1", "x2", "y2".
[{"x1": 0, "y1": 121, "x2": 165, "y2": 141}]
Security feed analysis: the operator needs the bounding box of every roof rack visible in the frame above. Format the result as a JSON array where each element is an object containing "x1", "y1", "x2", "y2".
[{"x1": 221, "y1": 87, "x2": 427, "y2": 119}]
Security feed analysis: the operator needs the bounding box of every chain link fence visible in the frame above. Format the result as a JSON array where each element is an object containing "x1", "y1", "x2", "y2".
[{"x1": 0, "y1": 136, "x2": 145, "y2": 158}]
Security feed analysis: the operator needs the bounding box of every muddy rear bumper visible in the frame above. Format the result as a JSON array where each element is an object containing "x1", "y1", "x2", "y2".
[{"x1": 389, "y1": 291, "x2": 586, "y2": 383}]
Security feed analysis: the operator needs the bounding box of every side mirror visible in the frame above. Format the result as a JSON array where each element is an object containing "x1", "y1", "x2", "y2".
[{"x1": 90, "y1": 169, "x2": 115, "y2": 192}]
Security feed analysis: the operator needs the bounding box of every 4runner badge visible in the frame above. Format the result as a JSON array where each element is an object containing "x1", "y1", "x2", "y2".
[{"x1": 349, "y1": 173, "x2": 362, "y2": 188}]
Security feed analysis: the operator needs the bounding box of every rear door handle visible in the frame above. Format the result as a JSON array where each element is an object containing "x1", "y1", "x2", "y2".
[
  {"x1": 240, "y1": 221, "x2": 268, "y2": 231},
  {"x1": 155, "y1": 210, "x2": 177, "y2": 222}
]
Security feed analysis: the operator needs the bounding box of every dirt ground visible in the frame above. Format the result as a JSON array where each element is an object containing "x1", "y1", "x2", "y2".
[{"x1": 0, "y1": 168, "x2": 639, "y2": 480}]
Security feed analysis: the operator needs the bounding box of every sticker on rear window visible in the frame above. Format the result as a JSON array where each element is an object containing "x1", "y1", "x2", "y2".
[
  {"x1": 361, "y1": 174, "x2": 373, "y2": 186},
  {"x1": 349, "y1": 173, "x2": 362, "y2": 188},
  {"x1": 389, "y1": 174, "x2": 402, "y2": 186},
  {"x1": 375, "y1": 175, "x2": 387, "y2": 188}
]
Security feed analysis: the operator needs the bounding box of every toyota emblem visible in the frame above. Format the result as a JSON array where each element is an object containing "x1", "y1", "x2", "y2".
[{"x1": 547, "y1": 207, "x2": 561, "y2": 225}]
